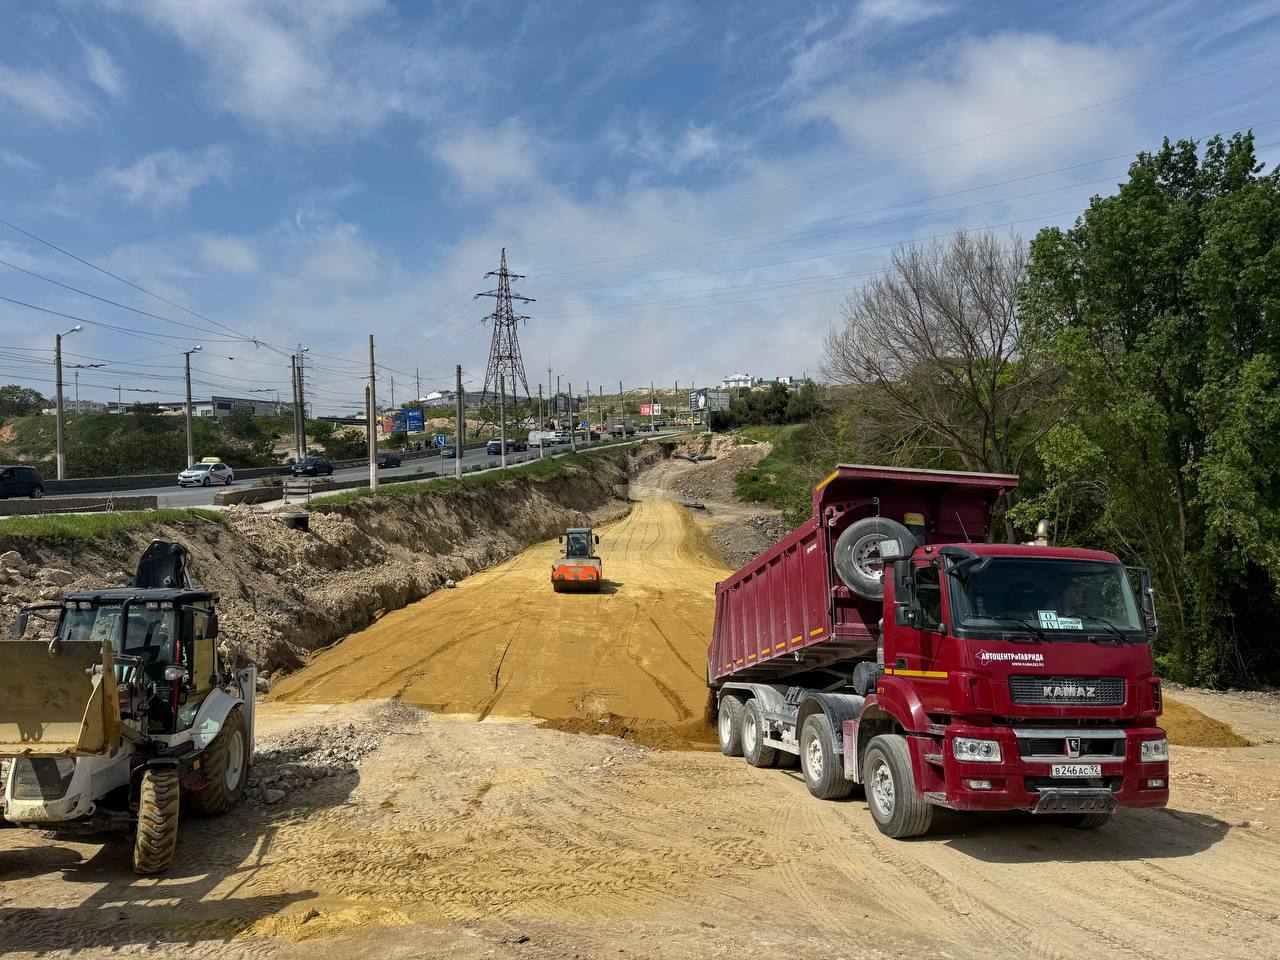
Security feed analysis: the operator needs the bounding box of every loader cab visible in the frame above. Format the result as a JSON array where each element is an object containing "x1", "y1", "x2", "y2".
[{"x1": 56, "y1": 587, "x2": 222, "y2": 735}]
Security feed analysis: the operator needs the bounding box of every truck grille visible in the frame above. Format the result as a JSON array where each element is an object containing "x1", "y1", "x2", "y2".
[
  {"x1": 1017, "y1": 736, "x2": 1125, "y2": 759},
  {"x1": 11, "y1": 757, "x2": 76, "y2": 800},
  {"x1": 1009, "y1": 676, "x2": 1124, "y2": 706},
  {"x1": 1025, "y1": 775, "x2": 1122, "y2": 793}
]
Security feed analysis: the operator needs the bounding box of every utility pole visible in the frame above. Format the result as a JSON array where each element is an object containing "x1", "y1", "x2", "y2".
[
  {"x1": 569, "y1": 382, "x2": 576, "y2": 451},
  {"x1": 477, "y1": 248, "x2": 534, "y2": 411},
  {"x1": 650, "y1": 380, "x2": 655, "y2": 433},
  {"x1": 455, "y1": 364, "x2": 464, "y2": 479},
  {"x1": 498, "y1": 376, "x2": 508, "y2": 469},
  {"x1": 368, "y1": 334, "x2": 378, "y2": 491},
  {"x1": 415, "y1": 367, "x2": 421, "y2": 405},
  {"x1": 290, "y1": 355, "x2": 302, "y2": 461},
  {"x1": 183, "y1": 344, "x2": 202, "y2": 468},
  {"x1": 586, "y1": 380, "x2": 591, "y2": 439},
  {"x1": 538, "y1": 383, "x2": 545, "y2": 459},
  {"x1": 116, "y1": 384, "x2": 122, "y2": 415},
  {"x1": 54, "y1": 324, "x2": 82, "y2": 480},
  {"x1": 296, "y1": 343, "x2": 309, "y2": 456},
  {"x1": 618, "y1": 380, "x2": 624, "y2": 423},
  {"x1": 547, "y1": 366, "x2": 553, "y2": 426},
  {"x1": 389, "y1": 372, "x2": 396, "y2": 412}
]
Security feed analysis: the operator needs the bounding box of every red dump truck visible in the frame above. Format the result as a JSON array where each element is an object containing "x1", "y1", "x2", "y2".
[{"x1": 708, "y1": 464, "x2": 1168, "y2": 838}]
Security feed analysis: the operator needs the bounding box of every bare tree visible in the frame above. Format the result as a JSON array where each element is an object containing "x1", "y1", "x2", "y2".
[{"x1": 823, "y1": 232, "x2": 1059, "y2": 534}]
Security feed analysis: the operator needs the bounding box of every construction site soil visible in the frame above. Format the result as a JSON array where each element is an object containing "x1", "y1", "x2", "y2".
[{"x1": 3, "y1": 446, "x2": 1280, "y2": 959}]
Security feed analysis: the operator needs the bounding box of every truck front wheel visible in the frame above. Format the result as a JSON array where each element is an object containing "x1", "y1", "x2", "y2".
[
  {"x1": 741, "y1": 699, "x2": 777, "y2": 768},
  {"x1": 799, "y1": 714, "x2": 854, "y2": 800},
  {"x1": 863, "y1": 734, "x2": 933, "y2": 838},
  {"x1": 187, "y1": 706, "x2": 248, "y2": 815},
  {"x1": 717, "y1": 696, "x2": 744, "y2": 757}
]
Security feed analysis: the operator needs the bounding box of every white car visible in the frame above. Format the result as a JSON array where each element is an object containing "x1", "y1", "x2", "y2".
[{"x1": 177, "y1": 461, "x2": 234, "y2": 486}]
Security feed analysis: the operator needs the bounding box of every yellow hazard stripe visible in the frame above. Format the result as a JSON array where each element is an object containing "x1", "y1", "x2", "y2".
[
  {"x1": 809, "y1": 627, "x2": 824, "y2": 636},
  {"x1": 883, "y1": 668, "x2": 948, "y2": 679},
  {"x1": 791, "y1": 635, "x2": 802, "y2": 644},
  {"x1": 814, "y1": 468, "x2": 841, "y2": 492},
  {"x1": 735, "y1": 658, "x2": 744, "y2": 666},
  {"x1": 774, "y1": 642, "x2": 786, "y2": 652},
  {"x1": 759, "y1": 647, "x2": 771, "y2": 657},
  {"x1": 747, "y1": 653, "x2": 756, "y2": 661}
]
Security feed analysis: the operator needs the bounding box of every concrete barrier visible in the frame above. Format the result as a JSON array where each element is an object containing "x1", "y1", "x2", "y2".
[{"x1": 0, "y1": 495, "x2": 159, "y2": 516}]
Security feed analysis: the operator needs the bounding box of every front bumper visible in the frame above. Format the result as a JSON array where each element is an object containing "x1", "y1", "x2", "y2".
[{"x1": 923, "y1": 724, "x2": 1169, "y2": 813}]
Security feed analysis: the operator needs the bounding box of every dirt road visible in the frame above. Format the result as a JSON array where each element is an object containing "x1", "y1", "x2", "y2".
[
  {"x1": 3, "y1": 496, "x2": 1280, "y2": 959},
  {"x1": 270, "y1": 497, "x2": 723, "y2": 745}
]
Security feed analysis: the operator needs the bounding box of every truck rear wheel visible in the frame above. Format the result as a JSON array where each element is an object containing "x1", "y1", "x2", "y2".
[
  {"x1": 187, "y1": 706, "x2": 247, "y2": 815},
  {"x1": 863, "y1": 734, "x2": 933, "y2": 839},
  {"x1": 132, "y1": 767, "x2": 180, "y2": 874},
  {"x1": 741, "y1": 699, "x2": 777, "y2": 768},
  {"x1": 799, "y1": 714, "x2": 854, "y2": 800},
  {"x1": 717, "y1": 696, "x2": 744, "y2": 757}
]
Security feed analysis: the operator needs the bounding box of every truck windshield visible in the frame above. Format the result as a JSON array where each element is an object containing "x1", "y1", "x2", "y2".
[{"x1": 948, "y1": 558, "x2": 1143, "y2": 636}]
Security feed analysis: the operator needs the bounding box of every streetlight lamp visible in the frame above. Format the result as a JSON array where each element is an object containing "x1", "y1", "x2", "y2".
[
  {"x1": 54, "y1": 324, "x2": 83, "y2": 480},
  {"x1": 183, "y1": 345, "x2": 202, "y2": 467}
]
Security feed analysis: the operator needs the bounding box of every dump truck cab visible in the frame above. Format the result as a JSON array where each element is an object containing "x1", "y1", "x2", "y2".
[
  {"x1": 2, "y1": 539, "x2": 255, "y2": 873},
  {"x1": 552, "y1": 527, "x2": 602, "y2": 592}
]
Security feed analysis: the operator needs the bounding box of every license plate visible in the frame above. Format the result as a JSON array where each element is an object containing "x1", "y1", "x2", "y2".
[{"x1": 1051, "y1": 763, "x2": 1101, "y2": 778}]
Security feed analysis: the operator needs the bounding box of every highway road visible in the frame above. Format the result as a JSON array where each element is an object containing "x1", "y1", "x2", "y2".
[{"x1": 43, "y1": 431, "x2": 683, "y2": 508}]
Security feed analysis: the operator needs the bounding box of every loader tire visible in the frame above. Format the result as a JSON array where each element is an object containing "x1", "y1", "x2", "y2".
[
  {"x1": 187, "y1": 706, "x2": 247, "y2": 816},
  {"x1": 742, "y1": 699, "x2": 778, "y2": 768},
  {"x1": 717, "y1": 696, "x2": 744, "y2": 757},
  {"x1": 133, "y1": 767, "x2": 180, "y2": 874}
]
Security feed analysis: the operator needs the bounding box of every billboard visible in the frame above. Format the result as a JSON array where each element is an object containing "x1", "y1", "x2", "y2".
[
  {"x1": 688, "y1": 390, "x2": 729, "y2": 412},
  {"x1": 639, "y1": 403, "x2": 663, "y2": 416},
  {"x1": 394, "y1": 407, "x2": 425, "y2": 433}
]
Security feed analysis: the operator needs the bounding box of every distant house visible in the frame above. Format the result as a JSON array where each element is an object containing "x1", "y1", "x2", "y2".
[
  {"x1": 721, "y1": 372, "x2": 757, "y2": 389},
  {"x1": 41, "y1": 399, "x2": 108, "y2": 414}
]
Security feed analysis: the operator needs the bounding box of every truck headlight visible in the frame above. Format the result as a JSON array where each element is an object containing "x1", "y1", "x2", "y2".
[
  {"x1": 1140, "y1": 738, "x2": 1168, "y2": 762},
  {"x1": 953, "y1": 737, "x2": 1002, "y2": 763}
]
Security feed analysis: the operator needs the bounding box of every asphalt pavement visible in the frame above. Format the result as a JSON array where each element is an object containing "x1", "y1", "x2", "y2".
[{"x1": 44, "y1": 431, "x2": 682, "y2": 508}]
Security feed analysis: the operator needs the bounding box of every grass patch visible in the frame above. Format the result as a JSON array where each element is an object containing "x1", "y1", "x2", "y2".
[
  {"x1": 0, "y1": 508, "x2": 227, "y2": 543},
  {"x1": 734, "y1": 425, "x2": 782, "y2": 445},
  {"x1": 733, "y1": 423, "x2": 825, "y2": 525}
]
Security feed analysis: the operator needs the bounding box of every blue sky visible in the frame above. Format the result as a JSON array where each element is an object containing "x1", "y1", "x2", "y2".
[{"x1": 1, "y1": 0, "x2": 1278, "y2": 414}]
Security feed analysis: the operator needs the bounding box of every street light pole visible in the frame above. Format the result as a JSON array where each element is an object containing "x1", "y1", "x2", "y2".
[
  {"x1": 183, "y1": 345, "x2": 202, "y2": 468},
  {"x1": 54, "y1": 324, "x2": 82, "y2": 480}
]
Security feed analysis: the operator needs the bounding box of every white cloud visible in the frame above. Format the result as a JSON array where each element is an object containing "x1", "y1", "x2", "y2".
[
  {"x1": 604, "y1": 119, "x2": 738, "y2": 177},
  {"x1": 430, "y1": 120, "x2": 541, "y2": 198},
  {"x1": 0, "y1": 63, "x2": 90, "y2": 126},
  {"x1": 82, "y1": 41, "x2": 126, "y2": 100},
  {"x1": 0, "y1": 149, "x2": 40, "y2": 174},
  {"x1": 198, "y1": 234, "x2": 259, "y2": 274},
  {"x1": 797, "y1": 32, "x2": 1142, "y2": 188},
  {"x1": 99, "y1": 145, "x2": 233, "y2": 212},
  {"x1": 97, "y1": 0, "x2": 472, "y2": 138}
]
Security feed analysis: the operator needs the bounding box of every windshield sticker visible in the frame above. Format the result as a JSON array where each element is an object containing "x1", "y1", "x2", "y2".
[{"x1": 1038, "y1": 610, "x2": 1083, "y2": 630}]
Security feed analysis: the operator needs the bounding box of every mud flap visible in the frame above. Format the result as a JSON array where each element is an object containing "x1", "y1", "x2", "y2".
[{"x1": 0, "y1": 638, "x2": 121, "y2": 757}]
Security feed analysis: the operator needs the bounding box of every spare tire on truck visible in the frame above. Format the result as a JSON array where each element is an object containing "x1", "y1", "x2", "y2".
[{"x1": 832, "y1": 517, "x2": 914, "y2": 600}]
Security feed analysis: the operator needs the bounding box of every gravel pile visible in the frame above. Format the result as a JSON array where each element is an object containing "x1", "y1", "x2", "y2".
[
  {"x1": 711, "y1": 512, "x2": 794, "y2": 569},
  {"x1": 244, "y1": 719, "x2": 386, "y2": 806}
]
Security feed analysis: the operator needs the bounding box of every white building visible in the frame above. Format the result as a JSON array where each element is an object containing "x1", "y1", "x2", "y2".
[
  {"x1": 721, "y1": 372, "x2": 757, "y2": 389},
  {"x1": 41, "y1": 399, "x2": 108, "y2": 414}
]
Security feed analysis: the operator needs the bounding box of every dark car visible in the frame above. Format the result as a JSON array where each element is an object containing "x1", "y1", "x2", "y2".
[
  {"x1": 376, "y1": 452, "x2": 401, "y2": 468},
  {"x1": 0, "y1": 464, "x2": 44, "y2": 499},
  {"x1": 438, "y1": 444, "x2": 457, "y2": 458},
  {"x1": 291, "y1": 456, "x2": 334, "y2": 477}
]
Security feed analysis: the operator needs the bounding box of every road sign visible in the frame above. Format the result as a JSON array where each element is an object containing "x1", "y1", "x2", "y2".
[
  {"x1": 398, "y1": 407, "x2": 425, "y2": 432},
  {"x1": 435, "y1": 434, "x2": 448, "y2": 447}
]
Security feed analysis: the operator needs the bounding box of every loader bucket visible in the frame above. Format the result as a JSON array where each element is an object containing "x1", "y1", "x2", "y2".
[{"x1": 0, "y1": 638, "x2": 121, "y2": 757}]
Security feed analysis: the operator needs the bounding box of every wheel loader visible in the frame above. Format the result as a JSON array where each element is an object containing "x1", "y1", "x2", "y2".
[
  {"x1": 1, "y1": 539, "x2": 256, "y2": 874},
  {"x1": 551, "y1": 527, "x2": 602, "y2": 592}
]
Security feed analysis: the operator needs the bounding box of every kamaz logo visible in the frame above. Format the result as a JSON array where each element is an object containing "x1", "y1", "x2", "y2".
[{"x1": 1042, "y1": 684, "x2": 1097, "y2": 699}]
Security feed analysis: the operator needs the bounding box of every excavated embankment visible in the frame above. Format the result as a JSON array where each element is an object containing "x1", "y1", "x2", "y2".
[{"x1": 0, "y1": 445, "x2": 662, "y2": 675}]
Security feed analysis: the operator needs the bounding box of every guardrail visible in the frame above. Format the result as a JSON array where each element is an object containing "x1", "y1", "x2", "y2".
[{"x1": 0, "y1": 494, "x2": 159, "y2": 517}]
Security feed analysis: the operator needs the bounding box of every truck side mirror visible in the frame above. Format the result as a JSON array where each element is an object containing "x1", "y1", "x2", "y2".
[
  {"x1": 892, "y1": 560, "x2": 918, "y2": 627},
  {"x1": 595, "y1": 535, "x2": 600, "y2": 545},
  {"x1": 1139, "y1": 568, "x2": 1158, "y2": 635},
  {"x1": 558, "y1": 536, "x2": 563, "y2": 544},
  {"x1": 11, "y1": 609, "x2": 28, "y2": 639}
]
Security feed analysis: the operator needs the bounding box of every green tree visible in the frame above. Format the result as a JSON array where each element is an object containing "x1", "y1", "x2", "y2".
[
  {"x1": 222, "y1": 405, "x2": 260, "y2": 440},
  {"x1": 0, "y1": 384, "x2": 48, "y2": 416},
  {"x1": 1018, "y1": 132, "x2": 1280, "y2": 685}
]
